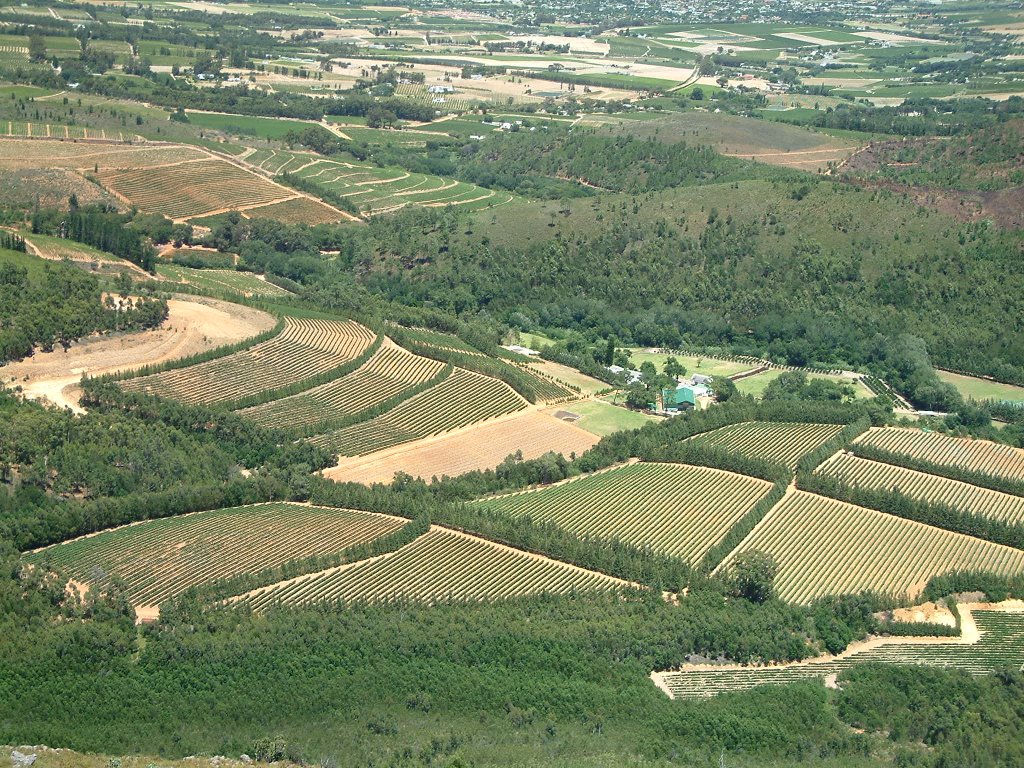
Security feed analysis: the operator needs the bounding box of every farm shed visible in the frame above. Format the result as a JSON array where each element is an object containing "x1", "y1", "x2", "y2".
[{"x1": 663, "y1": 383, "x2": 710, "y2": 408}]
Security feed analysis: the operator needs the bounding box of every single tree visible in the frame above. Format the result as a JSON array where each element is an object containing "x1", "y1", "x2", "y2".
[{"x1": 731, "y1": 550, "x2": 778, "y2": 603}]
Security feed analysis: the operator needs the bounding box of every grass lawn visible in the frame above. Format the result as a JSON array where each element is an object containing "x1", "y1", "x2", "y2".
[
  {"x1": 553, "y1": 398, "x2": 660, "y2": 436},
  {"x1": 0, "y1": 84, "x2": 56, "y2": 99},
  {"x1": 517, "y1": 331, "x2": 556, "y2": 349},
  {"x1": 626, "y1": 348, "x2": 750, "y2": 378},
  {"x1": 24, "y1": 232, "x2": 124, "y2": 263},
  {"x1": 184, "y1": 111, "x2": 312, "y2": 139},
  {"x1": 528, "y1": 359, "x2": 608, "y2": 395},
  {"x1": 734, "y1": 369, "x2": 874, "y2": 400},
  {"x1": 0, "y1": 246, "x2": 48, "y2": 278},
  {"x1": 937, "y1": 370, "x2": 1024, "y2": 403}
]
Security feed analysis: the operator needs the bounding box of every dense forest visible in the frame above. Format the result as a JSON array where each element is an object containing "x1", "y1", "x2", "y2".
[
  {"x1": 0, "y1": 253, "x2": 166, "y2": 363},
  {"x1": 1, "y1": 562, "x2": 1019, "y2": 768},
  {"x1": 0, "y1": 6, "x2": 1023, "y2": 762}
]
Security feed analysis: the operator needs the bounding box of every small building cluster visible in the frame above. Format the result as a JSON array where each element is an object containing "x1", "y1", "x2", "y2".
[{"x1": 660, "y1": 374, "x2": 714, "y2": 412}]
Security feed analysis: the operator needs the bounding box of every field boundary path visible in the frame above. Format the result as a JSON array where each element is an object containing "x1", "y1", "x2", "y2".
[{"x1": 652, "y1": 601, "x2": 1024, "y2": 699}]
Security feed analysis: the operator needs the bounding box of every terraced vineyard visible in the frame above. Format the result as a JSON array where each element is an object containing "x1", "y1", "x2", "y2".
[
  {"x1": 687, "y1": 421, "x2": 845, "y2": 469},
  {"x1": 241, "y1": 196, "x2": 346, "y2": 225},
  {"x1": 97, "y1": 158, "x2": 296, "y2": 220},
  {"x1": 719, "y1": 491, "x2": 1024, "y2": 603},
  {"x1": 817, "y1": 452, "x2": 1024, "y2": 524},
  {"x1": 393, "y1": 326, "x2": 487, "y2": 356},
  {"x1": 156, "y1": 264, "x2": 293, "y2": 298},
  {"x1": 657, "y1": 608, "x2": 1024, "y2": 699},
  {"x1": 25, "y1": 503, "x2": 406, "y2": 607},
  {"x1": 474, "y1": 463, "x2": 772, "y2": 565},
  {"x1": 251, "y1": 151, "x2": 507, "y2": 214},
  {"x1": 857, "y1": 428, "x2": 1024, "y2": 484},
  {"x1": 238, "y1": 527, "x2": 627, "y2": 608},
  {"x1": 310, "y1": 368, "x2": 527, "y2": 456},
  {"x1": 237, "y1": 342, "x2": 445, "y2": 431},
  {"x1": 120, "y1": 317, "x2": 376, "y2": 405}
]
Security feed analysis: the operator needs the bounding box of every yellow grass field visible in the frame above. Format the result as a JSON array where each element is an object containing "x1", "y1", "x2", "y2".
[{"x1": 323, "y1": 409, "x2": 599, "y2": 484}]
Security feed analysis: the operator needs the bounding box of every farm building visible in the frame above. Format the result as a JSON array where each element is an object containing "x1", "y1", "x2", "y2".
[
  {"x1": 504, "y1": 344, "x2": 540, "y2": 356},
  {"x1": 608, "y1": 364, "x2": 643, "y2": 383},
  {"x1": 662, "y1": 381, "x2": 711, "y2": 410}
]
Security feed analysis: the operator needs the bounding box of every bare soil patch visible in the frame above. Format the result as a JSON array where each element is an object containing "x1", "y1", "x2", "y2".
[
  {"x1": 323, "y1": 409, "x2": 599, "y2": 485},
  {"x1": 879, "y1": 601, "x2": 957, "y2": 628},
  {"x1": 0, "y1": 296, "x2": 275, "y2": 411}
]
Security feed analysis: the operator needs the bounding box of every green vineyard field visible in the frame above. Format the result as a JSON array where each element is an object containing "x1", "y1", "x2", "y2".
[
  {"x1": 686, "y1": 421, "x2": 844, "y2": 469},
  {"x1": 237, "y1": 342, "x2": 445, "y2": 431},
  {"x1": 310, "y1": 367, "x2": 527, "y2": 456},
  {"x1": 719, "y1": 491, "x2": 1024, "y2": 603},
  {"x1": 156, "y1": 264, "x2": 293, "y2": 298},
  {"x1": 121, "y1": 317, "x2": 376, "y2": 405},
  {"x1": 241, "y1": 195, "x2": 346, "y2": 225},
  {"x1": 25, "y1": 502, "x2": 406, "y2": 606},
  {"x1": 857, "y1": 428, "x2": 1024, "y2": 484},
  {"x1": 248, "y1": 150, "x2": 505, "y2": 214},
  {"x1": 394, "y1": 326, "x2": 488, "y2": 356},
  {"x1": 512, "y1": 362, "x2": 576, "y2": 402},
  {"x1": 237, "y1": 526, "x2": 627, "y2": 608},
  {"x1": 816, "y1": 452, "x2": 1024, "y2": 525},
  {"x1": 658, "y1": 608, "x2": 1024, "y2": 699},
  {"x1": 474, "y1": 462, "x2": 773, "y2": 565}
]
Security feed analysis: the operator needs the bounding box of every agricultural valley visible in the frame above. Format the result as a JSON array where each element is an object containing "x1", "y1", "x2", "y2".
[{"x1": 2, "y1": 0, "x2": 1024, "y2": 765}]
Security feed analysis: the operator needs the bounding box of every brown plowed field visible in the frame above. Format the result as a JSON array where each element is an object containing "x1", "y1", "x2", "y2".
[{"x1": 323, "y1": 409, "x2": 600, "y2": 485}]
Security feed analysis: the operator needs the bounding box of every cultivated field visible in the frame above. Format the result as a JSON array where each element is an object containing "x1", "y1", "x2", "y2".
[
  {"x1": 719, "y1": 491, "x2": 1024, "y2": 603},
  {"x1": 237, "y1": 341, "x2": 445, "y2": 431},
  {"x1": 817, "y1": 452, "x2": 1024, "y2": 525},
  {"x1": 0, "y1": 139, "x2": 350, "y2": 223},
  {"x1": 120, "y1": 317, "x2": 376, "y2": 405},
  {"x1": 936, "y1": 370, "x2": 1024, "y2": 403},
  {"x1": 26, "y1": 502, "x2": 406, "y2": 607},
  {"x1": 0, "y1": 296, "x2": 275, "y2": 412},
  {"x1": 474, "y1": 462, "x2": 773, "y2": 565},
  {"x1": 656, "y1": 607, "x2": 1024, "y2": 699},
  {"x1": 525, "y1": 359, "x2": 608, "y2": 395},
  {"x1": 237, "y1": 526, "x2": 628, "y2": 607},
  {"x1": 0, "y1": 120, "x2": 138, "y2": 142},
  {"x1": 585, "y1": 110, "x2": 861, "y2": 172},
  {"x1": 687, "y1": 421, "x2": 845, "y2": 469},
  {"x1": 97, "y1": 158, "x2": 305, "y2": 221},
  {"x1": 0, "y1": 138, "x2": 207, "y2": 170},
  {"x1": 310, "y1": 368, "x2": 527, "y2": 457},
  {"x1": 550, "y1": 399, "x2": 660, "y2": 437},
  {"x1": 246, "y1": 150, "x2": 510, "y2": 214},
  {"x1": 513, "y1": 363, "x2": 576, "y2": 402},
  {"x1": 240, "y1": 195, "x2": 348, "y2": 225},
  {"x1": 156, "y1": 264, "x2": 293, "y2": 298},
  {"x1": 323, "y1": 410, "x2": 600, "y2": 485},
  {"x1": 394, "y1": 325, "x2": 488, "y2": 356},
  {"x1": 857, "y1": 428, "x2": 1024, "y2": 484}
]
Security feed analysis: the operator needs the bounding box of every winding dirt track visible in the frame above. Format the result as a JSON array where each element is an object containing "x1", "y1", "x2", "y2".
[{"x1": 0, "y1": 296, "x2": 275, "y2": 412}]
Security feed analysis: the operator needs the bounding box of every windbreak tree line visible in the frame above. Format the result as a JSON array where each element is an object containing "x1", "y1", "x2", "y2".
[{"x1": 31, "y1": 206, "x2": 156, "y2": 271}]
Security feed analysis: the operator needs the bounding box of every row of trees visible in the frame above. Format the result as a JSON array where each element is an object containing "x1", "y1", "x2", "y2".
[{"x1": 31, "y1": 205, "x2": 156, "y2": 271}]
